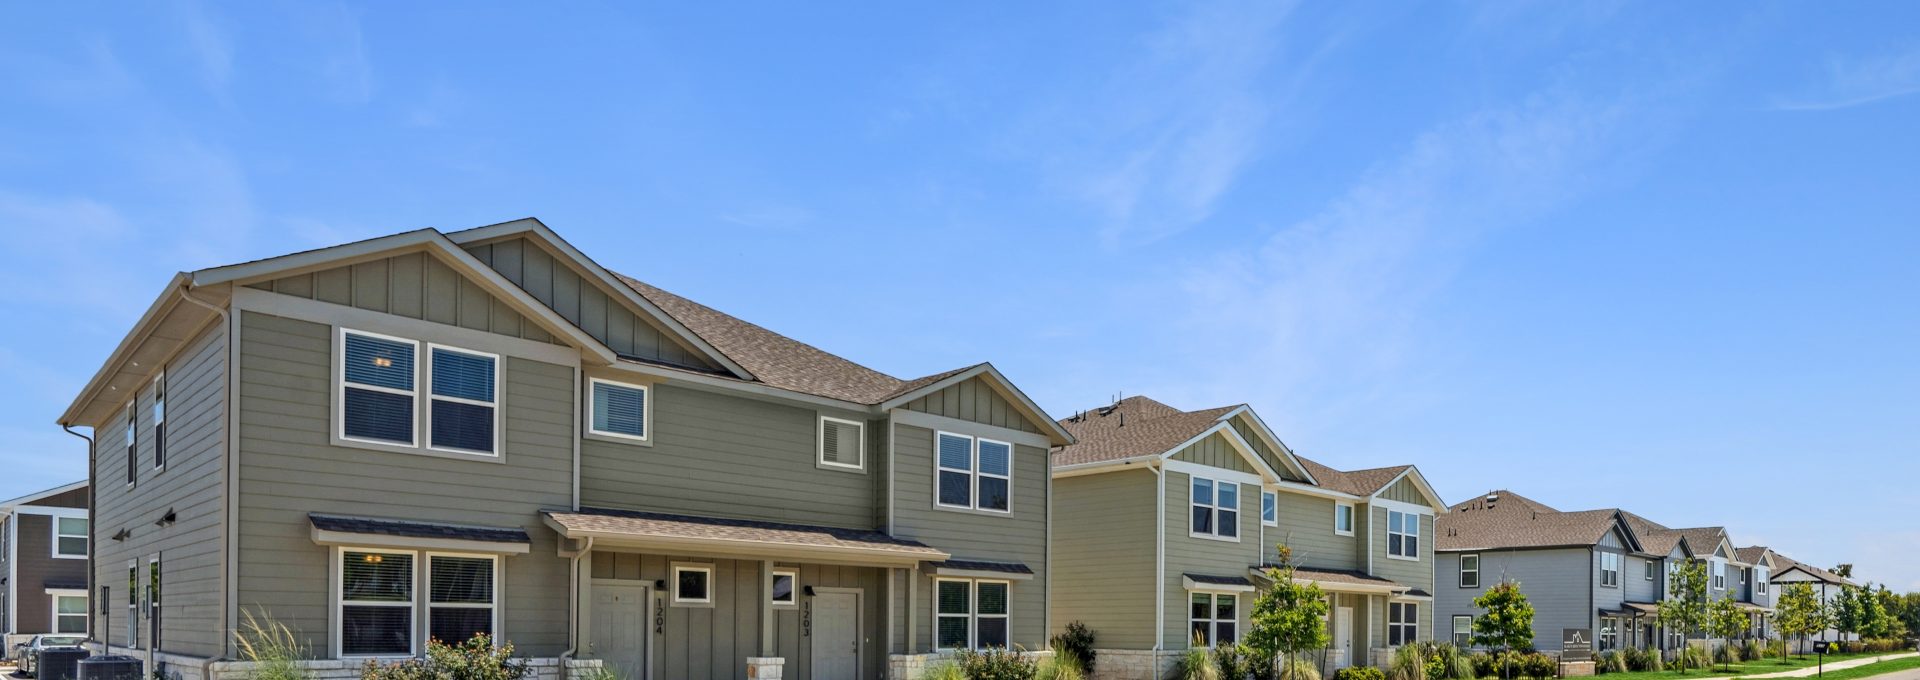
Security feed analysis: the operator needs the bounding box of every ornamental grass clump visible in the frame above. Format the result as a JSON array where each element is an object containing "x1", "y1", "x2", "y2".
[{"x1": 234, "y1": 610, "x2": 312, "y2": 680}]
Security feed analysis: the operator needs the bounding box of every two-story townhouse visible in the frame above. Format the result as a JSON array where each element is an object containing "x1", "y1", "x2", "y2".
[
  {"x1": 1435, "y1": 491, "x2": 1649, "y2": 656},
  {"x1": 1767, "y1": 553, "x2": 1857, "y2": 652},
  {"x1": 1048, "y1": 397, "x2": 1443, "y2": 680},
  {"x1": 58, "y1": 219, "x2": 1073, "y2": 680},
  {"x1": 1733, "y1": 547, "x2": 1777, "y2": 640},
  {"x1": 1619, "y1": 512, "x2": 1696, "y2": 652},
  {"x1": 1, "y1": 481, "x2": 91, "y2": 653}
]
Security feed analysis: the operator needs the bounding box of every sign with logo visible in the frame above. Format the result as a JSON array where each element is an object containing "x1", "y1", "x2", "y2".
[
  {"x1": 1562, "y1": 628, "x2": 1593, "y2": 661},
  {"x1": 1814, "y1": 641, "x2": 1833, "y2": 654}
]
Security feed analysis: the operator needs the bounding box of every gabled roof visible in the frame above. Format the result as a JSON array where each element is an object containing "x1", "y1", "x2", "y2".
[
  {"x1": 1672, "y1": 527, "x2": 1734, "y2": 560},
  {"x1": 1437, "y1": 506, "x2": 1636, "y2": 552},
  {"x1": 0, "y1": 480, "x2": 88, "y2": 511},
  {"x1": 1770, "y1": 553, "x2": 1857, "y2": 587},
  {"x1": 1736, "y1": 546, "x2": 1777, "y2": 569},
  {"x1": 1450, "y1": 489, "x2": 1560, "y2": 515},
  {"x1": 1297, "y1": 457, "x2": 1411, "y2": 497},
  {"x1": 1621, "y1": 511, "x2": 1690, "y2": 556},
  {"x1": 1053, "y1": 396, "x2": 1238, "y2": 467}
]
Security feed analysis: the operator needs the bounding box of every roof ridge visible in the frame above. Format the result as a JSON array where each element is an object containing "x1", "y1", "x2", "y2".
[{"x1": 616, "y1": 272, "x2": 905, "y2": 384}]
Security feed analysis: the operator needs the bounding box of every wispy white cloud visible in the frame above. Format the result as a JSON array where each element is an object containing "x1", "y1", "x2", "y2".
[{"x1": 1772, "y1": 45, "x2": 1920, "y2": 111}]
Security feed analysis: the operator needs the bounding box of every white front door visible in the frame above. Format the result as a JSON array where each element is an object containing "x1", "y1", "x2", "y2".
[
  {"x1": 812, "y1": 591, "x2": 861, "y2": 679},
  {"x1": 590, "y1": 585, "x2": 650, "y2": 680},
  {"x1": 1335, "y1": 607, "x2": 1355, "y2": 668}
]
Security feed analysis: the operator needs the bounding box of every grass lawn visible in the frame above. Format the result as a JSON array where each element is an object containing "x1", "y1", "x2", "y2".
[
  {"x1": 1595, "y1": 652, "x2": 1905, "y2": 680},
  {"x1": 1786, "y1": 655, "x2": 1920, "y2": 680}
]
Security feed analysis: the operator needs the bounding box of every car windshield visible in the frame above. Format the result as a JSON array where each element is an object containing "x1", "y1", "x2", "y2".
[{"x1": 40, "y1": 636, "x2": 84, "y2": 646}]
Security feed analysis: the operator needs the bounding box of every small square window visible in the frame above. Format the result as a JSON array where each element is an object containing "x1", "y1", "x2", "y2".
[
  {"x1": 673, "y1": 565, "x2": 713, "y2": 606},
  {"x1": 771, "y1": 570, "x2": 797, "y2": 606},
  {"x1": 819, "y1": 417, "x2": 864, "y2": 470},
  {"x1": 590, "y1": 379, "x2": 650, "y2": 442}
]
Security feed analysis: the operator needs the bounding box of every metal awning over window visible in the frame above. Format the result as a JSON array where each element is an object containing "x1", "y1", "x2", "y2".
[
  {"x1": 543, "y1": 507, "x2": 948, "y2": 568},
  {"x1": 925, "y1": 559, "x2": 1035, "y2": 581},
  {"x1": 1185, "y1": 573, "x2": 1256, "y2": 592},
  {"x1": 309, "y1": 513, "x2": 531, "y2": 554}
]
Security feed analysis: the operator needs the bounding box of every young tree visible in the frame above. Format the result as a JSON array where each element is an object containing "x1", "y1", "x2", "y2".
[
  {"x1": 1472, "y1": 581, "x2": 1536, "y2": 679},
  {"x1": 1657, "y1": 559, "x2": 1711, "y2": 671},
  {"x1": 1833, "y1": 586, "x2": 1866, "y2": 647},
  {"x1": 1707, "y1": 597, "x2": 1746, "y2": 672},
  {"x1": 1247, "y1": 544, "x2": 1331, "y2": 680},
  {"x1": 1775, "y1": 583, "x2": 1829, "y2": 660}
]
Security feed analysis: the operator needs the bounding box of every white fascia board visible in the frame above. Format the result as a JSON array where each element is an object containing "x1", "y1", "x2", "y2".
[
  {"x1": 1366, "y1": 467, "x2": 1448, "y2": 513},
  {"x1": 1213, "y1": 405, "x2": 1318, "y2": 485}
]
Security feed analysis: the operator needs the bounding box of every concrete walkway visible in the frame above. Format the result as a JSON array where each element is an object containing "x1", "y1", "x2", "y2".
[{"x1": 1742, "y1": 652, "x2": 1920, "y2": 678}]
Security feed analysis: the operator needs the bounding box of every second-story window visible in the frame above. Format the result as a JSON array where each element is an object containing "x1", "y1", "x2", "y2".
[
  {"x1": 1387, "y1": 510, "x2": 1419, "y2": 559},
  {"x1": 1334, "y1": 503, "x2": 1355, "y2": 536},
  {"x1": 341, "y1": 330, "x2": 419, "y2": 447},
  {"x1": 1261, "y1": 491, "x2": 1277, "y2": 526},
  {"x1": 1711, "y1": 559, "x2": 1726, "y2": 590},
  {"x1": 1460, "y1": 554, "x2": 1480, "y2": 588},
  {"x1": 936, "y1": 432, "x2": 1011, "y2": 513},
  {"x1": 1600, "y1": 552, "x2": 1620, "y2": 587},
  {"x1": 1189, "y1": 477, "x2": 1238, "y2": 540},
  {"x1": 153, "y1": 372, "x2": 166, "y2": 470},
  {"x1": 1756, "y1": 568, "x2": 1769, "y2": 595},
  {"x1": 818, "y1": 416, "x2": 865, "y2": 471},
  {"x1": 124, "y1": 401, "x2": 137, "y2": 487},
  {"x1": 54, "y1": 517, "x2": 89, "y2": 559},
  {"x1": 1646, "y1": 560, "x2": 1655, "y2": 581},
  {"x1": 589, "y1": 379, "x2": 649, "y2": 442},
  {"x1": 427, "y1": 346, "x2": 498, "y2": 455}
]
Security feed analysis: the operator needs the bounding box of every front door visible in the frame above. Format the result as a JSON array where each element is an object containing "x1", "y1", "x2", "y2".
[
  {"x1": 591, "y1": 585, "x2": 650, "y2": 680},
  {"x1": 1335, "y1": 607, "x2": 1355, "y2": 668},
  {"x1": 812, "y1": 591, "x2": 860, "y2": 679}
]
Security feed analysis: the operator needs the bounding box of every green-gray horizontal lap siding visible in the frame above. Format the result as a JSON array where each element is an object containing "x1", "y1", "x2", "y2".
[
  {"x1": 234, "y1": 311, "x2": 573, "y2": 656},
  {"x1": 1163, "y1": 469, "x2": 1260, "y2": 648},
  {"x1": 580, "y1": 384, "x2": 876, "y2": 529},
  {"x1": 250, "y1": 251, "x2": 557, "y2": 344},
  {"x1": 891, "y1": 424, "x2": 1047, "y2": 652},
  {"x1": 1171, "y1": 433, "x2": 1254, "y2": 473},
  {"x1": 1268, "y1": 493, "x2": 1359, "y2": 571},
  {"x1": 1369, "y1": 507, "x2": 1432, "y2": 593},
  {"x1": 1049, "y1": 469, "x2": 1157, "y2": 649},
  {"x1": 92, "y1": 321, "x2": 227, "y2": 657},
  {"x1": 464, "y1": 237, "x2": 717, "y2": 370},
  {"x1": 899, "y1": 377, "x2": 1042, "y2": 434}
]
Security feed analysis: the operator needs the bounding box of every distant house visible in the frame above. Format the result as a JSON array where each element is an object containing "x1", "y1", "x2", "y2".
[
  {"x1": 1767, "y1": 553, "x2": 1857, "y2": 651},
  {"x1": 1, "y1": 480, "x2": 90, "y2": 653}
]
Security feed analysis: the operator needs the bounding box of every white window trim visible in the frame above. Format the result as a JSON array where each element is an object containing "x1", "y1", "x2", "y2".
[
  {"x1": 671, "y1": 564, "x2": 715, "y2": 607},
  {"x1": 424, "y1": 552, "x2": 501, "y2": 647},
  {"x1": 1334, "y1": 502, "x2": 1355, "y2": 537},
  {"x1": 334, "y1": 546, "x2": 420, "y2": 659},
  {"x1": 975, "y1": 438, "x2": 1013, "y2": 513},
  {"x1": 975, "y1": 580, "x2": 1011, "y2": 649},
  {"x1": 586, "y1": 377, "x2": 652, "y2": 444},
  {"x1": 932, "y1": 578, "x2": 1011, "y2": 651},
  {"x1": 52, "y1": 515, "x2": 88, "y2": 559},
  {"x1": 1711, "y1": 558, "x2": 1726, "y2": 591},
  {"x1": 1460, "y1": 554, "x2": 1479, "y2": 588},
  {"x1": 1188, "y1": 590, "x2": 1238, "y2": 647},
  {"x1": 337, "y1": 328, "x2": 423, "y2": 449},
  {"x1": 933, "y1": 431, "x2": 1013, "y2": 515},
  {"x1": 1756, "y1": 568, "x2": 1769, "y2": 595},
  {"x1": 1600, "y1": 552, "x2": 1621, "y2": 588},
  {"x1": 770, "y1": 569, "x2": 798, "y2": 608},
  {"x1": 152, "y1": 371, "x2": 167, "y2": 472},
  {"x1": 48, "y1": 590, "x2": 88, "y2": 635},
  {"x1": 124, "y1": 401, "x2": 137, "y2": 488},
  {"x1": 1261, "y1": 490, "x2": 1278, "y2": 527},
  {"x1": 817, "y1": 416, "x2": 866, "y2": 472},
  {"x1": 1452, "y1": 615, "x2": 1472, "y2": 647},
  {"x1": 1386, "y1": 509, "x2": 1419, "y2": 561},
  {"x1": 1188, "y1": 477, "x2": 1241, "y2": 542},
  {"x1": 1388, "y1": 601, "x2": 1419, "y2": 646},
  {"x1": 424, "y1": 344, "x2": 503, "y2": 457},
  {"x1": 1646, "y1": 560, "x2": 1656, "y2": 581}
]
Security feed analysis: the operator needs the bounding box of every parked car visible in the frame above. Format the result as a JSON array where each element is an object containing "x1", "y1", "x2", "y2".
[{"x1": 16, "y1": 635, "x2": 86, "y2": 677}]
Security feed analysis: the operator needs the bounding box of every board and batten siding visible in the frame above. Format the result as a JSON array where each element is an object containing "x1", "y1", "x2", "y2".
[
  {"x1": 1226, "y1": 414, "x2": 1305, "y2": 483},
  {"x1": 891, "y1": 424, "x2": 1048, "y2": 652},
  {"x1": 1049, "y1": 469, "x2": 1158, "y2": 649},
  {"x1": 899, "y1": 377, "x2": 1041, "y2": 434},
  {"x1": 1378, "y1": 477, "x2": 1426, "y2": 505},
  {"x1": 1170, "y1": 432, "x2": 1255, "y2": 474},
  {"x1": 1162, "y1": 468, "x2": 1261, "y2": 649},
  {"x1": 1268, "y1": 492, "x2": 1359, "y2": 571},
  {"x1": 463, "y1": 237, "x2": 720, "y2": 370},
  {"x1": 234, "y1": 311, "x2": 574, "y2": 656},
  {"x1": 92, "y1": 320, "x2": 227, "y2": 657},
  {"x1": 249, "y1": 251, "x2": 558, "y2": 345},
  {"x1": 580, "y1": 382, "x2": 875, "y2": 529},
  {"x1": 1437, "y1": 549, "x2": 1591, "y2": 651}
]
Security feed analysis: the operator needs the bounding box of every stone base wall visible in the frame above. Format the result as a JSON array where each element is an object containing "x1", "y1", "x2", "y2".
[
  {"x1": 888, "y1": 651, "x2": 1056, "y2": 680},
  {"x1": 76, "y1": 646, "x2": 601, "y2": 680},
  {"x1": 1559, "y1": 661, "x2": 1595, "y2": 677},
  {"x1": 1086, "y1": 649, "x2": 1181, "y2": 680}
]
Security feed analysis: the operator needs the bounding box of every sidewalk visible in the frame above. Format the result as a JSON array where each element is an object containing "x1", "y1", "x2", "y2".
[{"x1": 1743, "y1": 652, "x2": 1920, "y2": 679}]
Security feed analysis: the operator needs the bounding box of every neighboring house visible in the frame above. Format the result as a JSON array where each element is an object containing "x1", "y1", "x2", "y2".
[
  {"x1": 1, "y1": 481, "x2": 90, "y2": 655},
  {"x1": 1768, "y1": 553, "x2": 1857, "y2": 651},
  {"x1": 58, "y1": 219, "x2": 1074, "y2": 680},
  {"x1": 1049, "y1": 397, "x2": 1444, "y2": 679}
]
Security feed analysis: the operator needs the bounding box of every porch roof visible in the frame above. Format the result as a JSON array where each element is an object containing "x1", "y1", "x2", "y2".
[
  {"x1": 1621, "y1": 601, "x2": 1662, "y2": 615},
  {"x1": 1252, "y1": 565, "x2": 1412, "y2": 595},
  {"x1": 543, "y1": 507, "x2": 948, "y2": 568}
]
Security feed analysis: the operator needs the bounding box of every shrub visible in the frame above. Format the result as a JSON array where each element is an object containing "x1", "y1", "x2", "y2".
[
  {"x1": 362, "y1": 634, "x2": 529, "y2": 680},
  {"x1": 1213, "y1": 643, "x2": 1249, "y2": 680},
  {"x1": 1644, "y1": 649, "x2": 1664, "y2": 672},
  {"x1": 1174, "y1": 647, "x2": 1220, "y2": 680},
  {"x1": 1429, "y1": 644, "x2": 1474, "y2": 680},
  {"x1": 574, "y1": 666, "x2": 620, "y2": 680},
  {"x1": 1670, "y1": 645, "x2": 1710, "y2": 671},
  {"x1": 1049, "y1": 622, "x2": 1097, "y2": 675},
  {"x1": 955, "y1": 648, "x2": 1039, "y2": 680},
  {"x1": 1278, "y1": 655, "x2": 1320, "y2": 680},
  {"x1": 1036, "y1": 653, "x2": 1085, "y2": 680},
  {"x1": 923, "y1": 661, "x2": 968, "y2": 680},
  {"x1": 1764, "y1": 640, "x2": 1787, "y2": 659},
  {"x1": 1713, "y1": 643, "x2": 1738, "y2": 665},
  {"x1": 1386, "y1": 645, "x2": 1428, "y2": 680},
  {"x1": 1520, "y1": 654, "x2": 1555, "y2": 680},
  {"x1": 1468, "y1": 653, "x2": 1496, "y2": 679},
  {"x1": 1738, "y1": 639, "x2": 1762, "y2": 662},
  {"x1": 235, "y1": 610, "x2": 312, "y2": 680},
  {"x1": 1334, "y1": 667, "x2": 1384, "y2": 680},
  {"x1": 1595, "y1": 651, "x2": 1625, "y2": 675}
]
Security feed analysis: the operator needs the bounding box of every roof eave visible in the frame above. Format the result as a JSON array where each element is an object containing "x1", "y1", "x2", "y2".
[
  {"x1": 59, "y1": 272, "x2": 203, "y2": 426},
  {"x1": 879, "y1": 363, "x2": 1074, "y2": 446}
]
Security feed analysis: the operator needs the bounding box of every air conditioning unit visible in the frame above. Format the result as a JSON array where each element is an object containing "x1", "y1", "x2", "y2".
[{"x1": 76, "y1": 655, "x2": 143, "y2": 680}]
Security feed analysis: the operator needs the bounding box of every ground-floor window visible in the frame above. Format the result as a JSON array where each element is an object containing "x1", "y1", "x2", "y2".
[
  {"x1": 1600, "y1": 618, "x2": 1618, "y2": 651},
  {"x1": 1389, "y1": 602, "x2": 1418, "y2": 646},
  {"x1": 51, "y1": 592, "x2": 88, "y2": 634},
  {"x1": 1190, "y1": 592, "x2": 1238, "y2": 646},
  {"x1": 337, "y1": 547, "x2": 500, "y2": 657},
  {"x1": 935, "y1": 579, "x2": 1010, "y2": 651},
  {"x1": 1453, "y1": 615, "x2": 1473, "y2": 647},
  {"x1": 428, "y1": 555, "x2": 497, "y2": 644}
]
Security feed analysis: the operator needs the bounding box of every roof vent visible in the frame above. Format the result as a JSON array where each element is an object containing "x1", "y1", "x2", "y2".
[{"x1": 1485, "y1": 493, "x2": 1500, "y2": 510}]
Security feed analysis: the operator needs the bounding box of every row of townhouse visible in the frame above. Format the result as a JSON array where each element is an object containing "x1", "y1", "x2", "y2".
[
  {"x1": 1, "y1": 481, "x2": 92, "y2": 651},
  {"x1": 1434, "y1": 490, "x2": 1858, "y2": 657}
]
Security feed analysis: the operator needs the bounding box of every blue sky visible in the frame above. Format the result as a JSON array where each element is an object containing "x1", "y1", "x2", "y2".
[{"x1": 2, "y1": 3, "x2": 1917, "y2": 588}]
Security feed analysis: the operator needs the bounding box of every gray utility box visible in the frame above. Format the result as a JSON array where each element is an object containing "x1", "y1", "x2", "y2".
[{"x1": 77, "y1": 655, "x2": 144, "y2": 680}]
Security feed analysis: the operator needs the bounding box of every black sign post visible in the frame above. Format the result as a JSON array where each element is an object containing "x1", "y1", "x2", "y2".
[
  {"x1": 1562, "y1": 629, "x2": 1594, "y2": 662},
  {"x1": 1814, "y1": 640, "x2": 1830, "y2": 677}
]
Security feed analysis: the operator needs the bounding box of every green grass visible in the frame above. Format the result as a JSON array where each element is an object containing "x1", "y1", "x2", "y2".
[
  {"x1": 1789, "y1": 655, "x2": 1920, "y2": 680},
  {"x1": 1595, "y1": 652, "x2": 1908, "y2": 680}
]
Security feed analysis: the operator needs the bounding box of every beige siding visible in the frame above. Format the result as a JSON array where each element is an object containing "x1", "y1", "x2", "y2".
[
  {"x1": 1049, "y1": 470, "x2": 1157, "y2": 649},
  {"x1": 92, "y1": 321, "x2": 227, "y2": 657},
  {"x1": 1170, "y1": 432, "x2": 1255, "y2": 474},
  {"x1": 1227, "y1": 414, "x2": 1305, "y2": 482},
  {"x1": 892, "y1": 424, "x2": 1048, "y2": 652},
  {"x1": 1162, "y1": 469, "x2": 1261, "y2": 648},
  {"x1": 580, "y1": 384, "x2": 876, "y2": 529},
  {"x1": 234, "y1": 311, "x2": 574, "y2": 656},
  {"x1": 1379, "y1": 477, "x2": 1427, "y2": 505},
  {"x1": 900, "y1": 377, "x2": 1042, "y2": 434},
  {"x1": 465, "y1": 237, "x2": 717, "y2": 370},
  {"x1": 253, "y1": 251, "x2": 556, "y2": 344},
  {"x1": 1267, "y1": 492, "x2": 1359, "y2": 572}
]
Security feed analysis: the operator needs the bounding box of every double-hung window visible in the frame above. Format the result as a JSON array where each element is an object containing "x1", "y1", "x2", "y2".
[
  {"x1": 1460, "y1": 554, "x2": 1479, "y2": 588},
  {"x1": 935, "y1": 432, "x2": 1011, "y2": 513},
  {"x1": 341, "y1": 549, "x2": 416, "y2": 656},
  {"x1": 935, "y1": 579, "x2": 1010, "y2": 650},
  {"x1": 54, "y1": 516, "x2": 88, "y2": 559},
  {"x1": 1387, "y1": 510, "x2": 1419, "y2": 559},
  {"x1": 818, "y1": 416, "x2": 864, "y2": 470},
  {"x1": 1334, "y1": 503, "x2": 1354, "y2": 536},
  {"x1": 1452, "y1": 615, "x2": 1472, "y2": 647},
  {"x1": 124, "y1": 402, "x2": 136, "y2": 487},
  {"x1": 1600, "y1": 552, "x2": 1621, "y2": 587},
  {"x1": 588, "y1": 378, "x2": 649, "y2": 442},
  {"x1": 341, "y1": 330, "x2": 420, "y2": 447},
  {"x1": 1261, "y1": 491, "x2": 1278, "y2": 526},
  {"x1": 428, "y1": 555, "x2": 496, "y2": 645},
  {"x1": 1190, "y1": 592, "x2": 1237, "y2": 645},
  {"x1": 1756, "y1": 568, "x2": 1769, "y2": 595},
  {"x1": 1645, "y1": 560, "x2": 1655, "y2": 581},
  {"x1": 1189, "y1": 477, "x2": 1238, "y2": 540},
  {"x1": 1389, "y1": 602, "x2": 1418, "y2": 645},
  {"x1": 1711, "y1": 559, "x2": 1726, "y2": 590},
  {"x1": 52, "y1": 592, "x2": 87, "y2": 634},
  {"x1": 152, "y1": 372, "x2": 166, "y2": 470},
  {"x1": 427, "y1": 346, "x2": 499, "y2": 454}
]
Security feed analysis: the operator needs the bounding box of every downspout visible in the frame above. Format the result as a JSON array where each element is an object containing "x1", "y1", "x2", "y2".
[
  {"x1": 559, "y1": 536, "x2": 594, "y2": 661},
  {"x1": 61, "y1": 427, "x2": 93, "y2": 644},
  {"x1": 1152, "y1": 459, "x2": 1165, "y2": 651},
  {"x1": 178, "y1": 282, "x2": 233, "y2": 653},
  {"x1": 572, "y1": 366, "x2": 582, "y2": 511}
]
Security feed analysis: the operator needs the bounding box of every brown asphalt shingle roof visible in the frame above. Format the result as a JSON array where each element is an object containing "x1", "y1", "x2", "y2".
[
  {"x1": 1673, "y1": 526, "x2": 1730, "y2": 557},
  {"x1": 1281, "y1": 567, "x2": 1410, "y2": 591},
  {"x1": 1735, "y1": 546, "x2": 1772, "y2": 565},
  {"x1": 1296, "y1": 457, "x2": 1410, "y2": 497},
  {"x1": 614, "y1": 273, "x2": 978, "y2": 405},
  {"x1": 544, "y1": 507, "x2": 947, "y2": 558},
  {"x1": 1437, "y1": 506, "x2": 1626, "y2": 552},
  {"x1": 1622, "y1": 511, "x2": 1686, "y2": 556},
  {"x1": 1770, "y1": 553, "x2": 1857, "y2": 587},
  {"x1": 1053, "y1": 396, "x2": 1237, "y2": 467}
]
